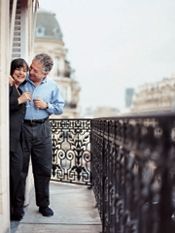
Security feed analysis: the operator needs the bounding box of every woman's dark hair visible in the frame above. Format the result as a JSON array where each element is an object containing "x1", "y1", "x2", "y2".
[{"x1": 10, "y1": 58, "x2": 29, "y2": 76}]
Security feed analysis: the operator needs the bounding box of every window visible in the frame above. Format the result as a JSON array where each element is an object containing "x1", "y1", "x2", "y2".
[{"x1": 36, "y1": 26, "x2": 45, "y2": 37}]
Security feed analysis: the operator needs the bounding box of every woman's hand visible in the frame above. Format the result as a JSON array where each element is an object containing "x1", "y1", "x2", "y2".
[
  {"x1": 18, "y1": 92, "x2": 32, "y2": 104},
  {"x1": 9, "y1": 76, "x2": 15, "y2": 86}
]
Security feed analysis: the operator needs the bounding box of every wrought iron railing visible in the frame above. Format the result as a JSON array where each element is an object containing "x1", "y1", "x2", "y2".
[
  {"x1": 50, "y1": 118, "x2": 91, "y2": 185},
  {"x1": 50, "y1": 113, "x2": 175, "y2": 233},
  {"x1": 91, "y1": 112, "x2": 175, "y2": 233}
]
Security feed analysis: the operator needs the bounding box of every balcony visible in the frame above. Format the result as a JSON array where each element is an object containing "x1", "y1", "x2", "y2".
[
  {"x1": 11, "y1": 112, "x2": 175, "y2": 233},
  {"x1": 11, "y1": 182, "x2": 101, "y2": 233}
]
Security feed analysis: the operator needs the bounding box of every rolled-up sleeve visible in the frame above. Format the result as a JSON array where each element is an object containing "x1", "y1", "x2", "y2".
[{"x1": 46, "y1": 86, "x2": 64, "y2": 115}]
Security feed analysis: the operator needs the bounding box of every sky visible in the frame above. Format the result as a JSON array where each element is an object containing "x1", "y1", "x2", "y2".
[{"x1": 40, "y1": 0, "x2": 175, "y2": 112}]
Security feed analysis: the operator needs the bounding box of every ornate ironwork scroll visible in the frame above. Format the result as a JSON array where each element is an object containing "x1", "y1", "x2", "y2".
[{"x1": 50, "y1": 118, "x2": 91, "y2": 185}]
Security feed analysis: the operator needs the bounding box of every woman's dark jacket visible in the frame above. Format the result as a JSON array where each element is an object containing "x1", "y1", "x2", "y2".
[{"x1": 9, "y1": 85, "x2": 26, "y2": 152}]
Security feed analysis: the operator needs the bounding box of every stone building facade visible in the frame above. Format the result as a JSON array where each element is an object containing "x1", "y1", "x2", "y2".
[
  {"x1": 131, "y1": 75, "x2": 175, "y2": 113},
  {"x1": 34, "y1": 10, "x2": 81, "y2": 118}
]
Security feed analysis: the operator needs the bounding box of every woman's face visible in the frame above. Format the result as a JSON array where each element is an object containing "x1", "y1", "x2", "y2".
[{"x1": 12, "y1": 65, "x2": 28, "y2": 85}]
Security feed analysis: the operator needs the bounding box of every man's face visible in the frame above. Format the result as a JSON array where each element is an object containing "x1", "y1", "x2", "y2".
[{"x1": 29, "y1": 59, "x2": 47, "y2": 83}]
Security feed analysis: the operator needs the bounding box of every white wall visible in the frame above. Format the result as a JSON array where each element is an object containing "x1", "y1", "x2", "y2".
[{"x1": 0, "y1": 0, "x2": 10, "y2": 232}]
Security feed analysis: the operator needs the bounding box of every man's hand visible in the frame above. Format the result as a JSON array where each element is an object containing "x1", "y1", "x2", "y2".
[{"x1": 33, "y1": 98, "x2": 48, "y2": 109}]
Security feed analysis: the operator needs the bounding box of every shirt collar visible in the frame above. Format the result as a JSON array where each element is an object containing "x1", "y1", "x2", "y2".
[{"x1": 26, "y1": 76, "x2": 48, "y2": 85}]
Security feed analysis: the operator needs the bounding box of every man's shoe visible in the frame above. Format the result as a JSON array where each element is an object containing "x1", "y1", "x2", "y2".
[
  {"x1": 39, "y1": 207, "x2": 54, "y2": 217},
  {"x1": 11, "y1": 207, "x2": 24, "y2": 221}
]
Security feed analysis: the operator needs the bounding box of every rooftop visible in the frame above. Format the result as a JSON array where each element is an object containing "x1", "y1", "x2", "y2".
[{"x1": 35, "y1": 9, "x2": 63, "y2": 40}]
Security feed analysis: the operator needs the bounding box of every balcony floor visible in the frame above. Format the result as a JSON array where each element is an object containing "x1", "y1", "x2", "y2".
[{"x1": 11, "y1": 182, "x2": 102, "y2": 233}]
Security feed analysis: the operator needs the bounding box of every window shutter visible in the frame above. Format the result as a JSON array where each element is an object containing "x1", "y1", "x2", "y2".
[{"x1": 12, "y1": 1, "x2": 22, "y2": 59}]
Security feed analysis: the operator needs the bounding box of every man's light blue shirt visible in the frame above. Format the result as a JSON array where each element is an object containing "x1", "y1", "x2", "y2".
[{"x1": 20, "y1": 76, "x2": 64, "y2": 120}]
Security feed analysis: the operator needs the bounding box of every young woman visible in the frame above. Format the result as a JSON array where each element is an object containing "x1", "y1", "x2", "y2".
[{"x1": 9, "y1": 58, "x2": 31, "y2": 220}]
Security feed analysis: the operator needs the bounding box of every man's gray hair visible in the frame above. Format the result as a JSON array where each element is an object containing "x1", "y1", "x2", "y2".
[{"x1": 33, "y1": 53, "x2": 54, "y2": 72}]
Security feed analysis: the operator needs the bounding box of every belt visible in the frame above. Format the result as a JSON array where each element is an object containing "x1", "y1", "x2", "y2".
[{"x1": 24, "y1": 118, "x2": 48, "y2": 126}]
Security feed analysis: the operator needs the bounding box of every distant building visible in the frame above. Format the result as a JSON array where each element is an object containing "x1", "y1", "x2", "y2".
[
  {"x1": 84, "y1": 106, "x2": 120, "y2": 118},
  {"x1": 125, "y1": 88, "x2": 135, "y2": 108},
  {"x1": 94, "y1": 106, "x2": 120, "y2": 117},
  {"x1": 131, "y1": 74, "x2": 175, "y2": 113},
  {"x1": 34, "y1": 9, "x2": 81, "y2": 118}
]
